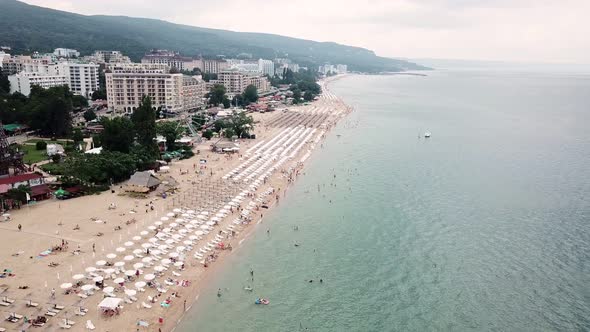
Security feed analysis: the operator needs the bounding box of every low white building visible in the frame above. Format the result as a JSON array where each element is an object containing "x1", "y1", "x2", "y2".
[
  {"x1": 8, "y1": 72, "x2": 68, "y2": 96},
  {"x1": 54, "y1": 48, "x2": 80, "y2": 58}
]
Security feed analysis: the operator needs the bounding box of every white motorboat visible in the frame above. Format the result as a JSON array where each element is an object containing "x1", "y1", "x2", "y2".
[{"x1": 424, "y1": 132, "x2": 431, "y2": 138}]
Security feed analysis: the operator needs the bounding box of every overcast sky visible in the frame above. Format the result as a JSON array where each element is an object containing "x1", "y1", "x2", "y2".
[{"x1": 23, "y1": 0, "x2": 590, "y2": 64}]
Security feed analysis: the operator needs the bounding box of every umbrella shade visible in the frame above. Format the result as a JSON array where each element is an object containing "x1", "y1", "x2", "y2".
[
  {"x1": 173, "y1": 208, "x2": 182, "y2": 213},
  {"x1": 85, "y1": 267, "x2": 97, "y2": 273},
  {"x1": 115, "y1": 247, "x2": 125, "y2": 253},
  {"x1": 104, "y1": 268, "x2": 115, "y2": 275},
  {"x1": 160, "y1": 217, "x2": 169, "y2": 222},
  {"x1": 189, "y1": 235, "x2": 198, "y2": 240},
  {"x1": 124, "y1": 241, "x2": 134, "y2": 247},
  {"x1": 103, "y1": 286, "x2": 114, "y2": 293},
  {"x1": 134, "y1": 281, "x2": 146, "y2": 289},
  {"x1": 124, "y1": 289, "x2": 137, "y2": 296},
  {"x1": 197, "y1": 215, "x2": 206, "y2": 220},
  {"x1": 144, "y1": 274, "x2": 155, "y2": 281},
  {"x1": 154, "y1": 221, "x2": 163, "y2": 226},
  {"x1": 124, "y1": 255, "x2": 134, "y2": 261},
  {"x1": 141, "y1": 257, "x2": 153, "y2": 263},
  {"x1": 141, "y1": 243, "x2": 152, "y2": 249},
  {"x1": 153, "y1": 265, "x2": 165, "y2": 272},
  {"x1": 183, "y1": 240, "x2": 193, "y2": 245},
  {"x1": 140, "y1": 231, "x2": 149, "y2": 236},
  {"x1": 114, "y1": 262, "x2": 125, "y2": 267},
  {"x1": 174, "y1": 261, "x2": 184, "y2": 267},
  {"x1": 206, "y1": 221, "x2": 215, "y2": 226},
  {"x1": 169, "y1": 252, "x2": 179, "y2": 258},
  {"x1": 176, "y1": 246, "x2": 186, "y2": 252},
  {"x1": 200, "y1": 225, "x2": 209, "y2": 230},
  {"x1": 161, "y1": 258, "x2": 171, "y2": 265},
  {"x1": 147, "y1": 226, "x2": 156, "y2": 231},
  {"x1": 132, "y1": 249, "x2": 143, "y2": 254},
  {"x1": 133, "y1": 263, "x2": 144, "y2": 269},
  {"x1": 124, "y1": 270, "x2": 135, "y2": 276},
  {"x1": 113, "y1": 278, "x2": 125, "y2": 284},
  {"x1": 54, "y1": 188, "x2": 69, "y2": 196},
  {"x1": 169, "y1": 223, "x2": 178, "y2": 228},
  {"x1": 60, "y1": 283, "x2": 72, "y2": 289},
  {"x1": 195, "y1": 231, "x2": 204, "y2": 236},
  {"x1": 150, "y1": 249, "x2": 161, "y2": 256},
  {"x1": 93, "y1": 276, "x2": 103, "y2": 282},
  {"x1": 81, "y1": 284, "x2": 94, "y2": 291},
  {"x1": 72, "y1": 274, "x2": 85, "y2": 280},
  {"x1": 165, "y1": 239, "x2": 174, "y2": 245},
  {"x1": 96, "y1": 260, "x2": 106, "y2": 266},
  {"x1": 166, "y1": 212, "x2": 175, "y2": 217},
  {"x1": 187, "y1": 210, "x2": 195, "y2": 214},
  {"x1": 106, "y1": 253, "x2": 117, "y2": 259},
  {"x1": 149, "y1": 238, "x2": 158, "y2": 243},
  {"x1": 132, "y1": 236, "x2": 142, "y2": 241}
]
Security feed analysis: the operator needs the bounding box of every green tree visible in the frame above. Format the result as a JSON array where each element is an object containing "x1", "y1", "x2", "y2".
[
  {"x1": 35, "y1": 141, "x2": 47, "y2": 150},
  {"x1": 72, "y1": 95, "x2": 88, "y2": 108},
  {"x1": 27, "y1": 85, "x2": 74, "y2": 137},
  {"x1": 6, "y1": 185, "x2": 31, "y2": 204},
  {"x1": 91, "y1": 89, "x2": 107, "y2": 100},
  {"x1": 227, "y1": 110, "x2": 254, "y2": 138},
  {"x1": 242, "y1": 85, "x2": 259, "y2": 105},
  {"x1": 156, "y1": 121, "x2": 182, "y2": 151},
  {"x1": 206, "y1": 84, "x2": 229, "y2": 106},
  {"x1": 0, "y1": 70, "x2": 9, "y2": 94},
  {"x1": 71, "y1": 128, "x2": 84, "y2": 145},
  {"x1": 213, "y1": 119, "x2": 226, "y2": 133},
  {"x1": 100, "y1": 117, "x2": 135, "y2": 153},
  {"x1": 202, "y1": 129, "x2": 214, "y2": 140},
  {"x1": 223, "y1": 127, "x2": 236, "y2": 139},
  {"x1": 63, "y1": 151, "x2": 137, "y2": 185},
  {"x1": 131, "y1": 96, "x2": 158, "y2": 158},
  {"x1": 303, "y1": 91, "x2": 315, "y2": 101},
  {"x1": 83, "y1": 109, "x2": 97, "y2": 122},
  {"x1": 292, "y1": 89, "x2": 301, "y2": 104}
]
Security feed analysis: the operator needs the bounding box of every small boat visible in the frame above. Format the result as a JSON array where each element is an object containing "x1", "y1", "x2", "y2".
[
  {"x1": 424, "y1": 132, "x2": 431, "y2": 138},
  {"x1": 244, "y1": 286, "x2": 253, "y2": 291},
  {"x1": 255, "y1": 298, "x2": 269, "y2": 305}
]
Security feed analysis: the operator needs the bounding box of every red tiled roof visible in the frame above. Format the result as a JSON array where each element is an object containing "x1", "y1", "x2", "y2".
[
  {"x1": 31, "y1": 184, "x2": 50, "y2": 197},
  {"x1": 0, "y1": 173, "x2": 42, "y2": 185}
]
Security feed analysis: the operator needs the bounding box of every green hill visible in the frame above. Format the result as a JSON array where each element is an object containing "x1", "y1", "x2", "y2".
[{"x1": 0, "y1": 0, "x2": 426, "y2": 72}]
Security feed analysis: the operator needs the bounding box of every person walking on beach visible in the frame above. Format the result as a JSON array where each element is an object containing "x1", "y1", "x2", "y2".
[
  {"x1": 51, "y1": 288, "x2": 55, "y2": 299},
  {"x1": 184, "y1": 299, "x2": 186, "y2": 311},
  {"x1": 92, "y1": 243, "x2": 95, "y2": 253},
  {"x1": 17, "y1": 224, "x2": 22, "y2": 231}
]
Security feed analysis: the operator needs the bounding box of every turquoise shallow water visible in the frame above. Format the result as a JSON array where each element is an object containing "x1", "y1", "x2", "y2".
[{"x1": 178, "y1": 69, "x2": 590, "y2": 331}]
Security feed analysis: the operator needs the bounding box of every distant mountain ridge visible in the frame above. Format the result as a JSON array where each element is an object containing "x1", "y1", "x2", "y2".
[{"x1": 0, "y1": 0, "x2": 426, "y2": 72}]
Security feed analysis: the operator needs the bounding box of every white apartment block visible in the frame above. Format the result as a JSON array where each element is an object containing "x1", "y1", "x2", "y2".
[
  {"x1": 105, "y1": 63, "x2": 183, "y2": 113},
  {"x1": 84, "y1": 51, "x2": 131, "y2": 64},
  {"x1": 216, "y1": 70, "x2": 270, "y2": 96},
  {"x1": 141, "y1": 50, "x2": 202, "y2": 72},
  {"x1": 2, "y1": 55, "x2": 54, "y2": 75},
  {"x1": 182, "y1": 76, "x2": 206, "y2": 111},
  {"x1": 0, "y1": 51, "x2": 10, "y2": 68},
  {"x1": 54, "y1": 48, "x2": 80, "y2": 58},
  {"x1": 8, "y1": 72, "x2": 68, "y2": 96},
  {"x1": 258, "y1": 59, "x2": 274, "y2": 77},
  {"x1": 201, "y1": 59, "x2": 228, "y2": 74},
  {"x1": 336, "y1": 64, "x2": 348, "y2": 74},
  {"x1": 59, "y1": 62, "x2": 100, "y2": 98}
]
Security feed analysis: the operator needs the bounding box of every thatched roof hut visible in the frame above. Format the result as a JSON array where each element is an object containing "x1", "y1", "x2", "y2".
[{"x1": 124, "y1": 171, "x2": 161, "y2": 193}]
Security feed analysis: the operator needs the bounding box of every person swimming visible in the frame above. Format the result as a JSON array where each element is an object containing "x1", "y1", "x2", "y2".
[{"x1": 217, "y1": 288, "x2": 222, "y2": 297}]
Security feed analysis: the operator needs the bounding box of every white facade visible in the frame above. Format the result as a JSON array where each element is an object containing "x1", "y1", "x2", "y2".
[
  {"x1": 182, "y1": 75, "x2": 206, "y2": 111},
  {"x1": 258, "y1": 59, "x2": 274, "y2": 77},
  {"x1": 336, "y1": 64, "x2": 348, "y2": 74},
  {"x1": 216, "y1": 70, "x2": 270, "y2": 95},
  {"x1": 8, "y1": 72, "x2": 68, "y2": 96},
  {"x1": 84, "y1": 51, "x2": 131, "y2": 64},
  {"x1": 58, "y1": 62, "x2": 100, "y2": 98},
  {"x1": 54, "y1": 48, "x2": 80, "y2": 58},
  {"x1": 201, "y1": 59, "x2": 228, "y2": 74},
  {"x1": 105, "y1": 63, "x2": 184, "y2": 113},
  {"x1": 2, "y1": 55, "x2": 54, "y2": 74},
  {"x1": 0, "y1": 51, "x2": 9, "y2": 68}
]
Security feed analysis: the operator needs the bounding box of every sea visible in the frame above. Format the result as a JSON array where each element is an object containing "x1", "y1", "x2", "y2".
[{"x1": 177, "y1": 65, "x2": 590, "y2": 332}]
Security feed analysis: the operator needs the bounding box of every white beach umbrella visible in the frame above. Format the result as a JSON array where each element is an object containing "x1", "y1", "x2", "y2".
[
  {"x1": 188, "y1": 235, "x2": 198, "y2": 240},
  {"x1": 161, "y1": 258, "x2": 171, "y2": 265},
  {"x1": 140, "y1": 231, "x2": 149, "y2": 236},
  {"x1": 153, "y1": 265, "x2": 165, "y2": 272},
  {"x1": 154, "y1": 221, "x2": 163, "y2": 226},
  {"x1": 113, "y1": 277, "x2": 125, "y2": 284},
  {"x1": 133, "y1": 263, "x2": 144, "y2": 270},
  {"x1": 162, "y1": 228, "x2": 172, "y2": 233},
  {"x1": 144, "y1": 274, "x2": 155, "y2": 281},
  {"x1": 72, "y1": 274, "x2": 85, "y2": 281},
  {"x1": 195, "y1": 230, "x2": 204, "y2": 236},
  {"x1": 197, "y1": 215, "x2": 206, "y2": 220},
  {"x1": 132, "y1": 236, "x2": 142, "y2": 241},
  {"x1": 169, "y1": 223, "x2": 178, "y2": 228},
  {"x1": 106, "y1": 253, "x2": 117, "y2": 259},
  {"x1": 150, "y1": 249, "x2": 161, "y2": 256},
  {"x1": 160, "y1": 217, "x2": 169, "y2": 222},
  {"x1": 187, "y1": 210, "x2": 195, "y2": 214},
  {"x1": 147, "y1": 226, "x2": 156, "y2": 231},
  {"x1": 185, "y1": 224, "x2": 194, "y2": 230},
  {"x1": 92, "y1": 276, "x2": 103, "y2": 282},
  {"x1": 190, "y1": 220, "x2": 199, "y2": 224},
  {"x1": 60, "y1": 282, "x2": 72, "y2": 289},
  {"x1": 141, "y1": 243, "x2": 152, "y2": 249},
  {"x1": 124, "y1": 241, "x2": 134, "y2": 247},
  {"x1": 176, "y1": 246, "x2": 186, "y2": 252},
  {"x1": 125, "y1": 289, "x2": 137, "y2": 296},
  {"x1": 200, "y1": 225, "x2": 209, "y2": 230},
  {"x1": 183, "y1": 240, "x2": 193, "y2": 245},
  {"x1": 173, "y1": 208, "x2": 182, "y2": 213},
  {"x1": 166, "y1": 212, "x2": 175, "y2": 217},
  {"x1": 168, "y1": 252, "x2": 179, "y2": 258},
  {"x1": 148, "y1": 238, "x2": 158, "y2": 243},
  {"x1": 173, "y1": 261, "x2": 184, "y2": 267},
  {"x1": 103, "y1": 286, "x2": 114, "y2": 294},
  {"x1": 165, "y1": 239, "x2": 175, "y2": 245},
  {"x1": 179, "y1": 229, "x2": 188, "y2": 234},
  {"x1": 104, "y1": 268, "x2": 115, "y2": 275},
  {"x1": 85, "y1": 267, "x2": 97, "y2": 273},
  {"x1": 114, "y1": 261, "x2": 125, "y2": 267},
  {"x1": 123, "y1": 255, "x2": 134, "y2": 261},
  {"x1": 81, "y1": 284, "x2": 94, "y2": 291},
  {"x1": 115, "y1": 247, "x2": 126, "y2": 253},
  {"x1": 158, "y1": 245, "x2": 169, "y2": 251},
  {"x1": 132, "y1": 249, "x2": 143, "y2": 254},
  {"x1": 223, "y1": 205, "x2": 231, "y2": 210},
  {"x1": 134, "y1": 281, "x2": 146, "y2": 289},
  {"x1": 206, "y1": 221, "x2": 215, "y2": 226},
  {"x1": 141, "y1": 257, "x2": 152, "y2": 263},
  {"x1": 124, "y1": 270, "x2": 135, "y2": 277},
  {"x1": 95, "y1": 260, "x2": 106, "y2": 267}
]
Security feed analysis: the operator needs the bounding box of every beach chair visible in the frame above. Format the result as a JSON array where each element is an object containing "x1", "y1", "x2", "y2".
[
  {"x1": 0, "y1": 327, "x2": 6, "y2": 332},
  {"x1": 86, "y1": 320, "x2": 95, "y2": 330},
  {"x1": 45, "y1": 311, "x2": 57, "y2": 317},
  {"x1": 172, "y1": 271, "x2": 181, "y2": 277},
  {"x1": 141, "y1": 302, "x2": 152, "y2": 309},
  {"x1": 130, "y1": 295, "x2": 138, "y2": 302},
  {"x1": 0, "y1": 302, "x2": 9, "y2": 307},
  {"x1": 77, "y1": 293, "x2": 88, "y2": 299},
  {"x1": 58, "y1": 321, "x2": 71, "y2": 329},
  {"x1": 2, "y1": 298, "x2": 14, "y2": 304},
  {"x1": 26, "y1": 301, "x2": 39, "y2": 307},
  {"x1": 75, "y1": 308, "x2": 86, "y2": 316},
  {"x1": 124, "y1": 298, "x2": 133, "y2": 304},
  {"x1": 12, "y1": 314, "x2": 22, "y2": 320},
  {"x1": 54, "y1": 304, "x2": 65, "y2": 310}
]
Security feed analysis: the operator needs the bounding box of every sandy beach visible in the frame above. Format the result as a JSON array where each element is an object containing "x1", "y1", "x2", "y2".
[{"x1": 0, "y1": 77, "x2": 351, "y2": 332}]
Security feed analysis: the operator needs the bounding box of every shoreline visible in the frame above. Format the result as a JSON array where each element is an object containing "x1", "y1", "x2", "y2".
[{"x1": 168, "y1": 76, "x2": 352, "y2": 332}]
